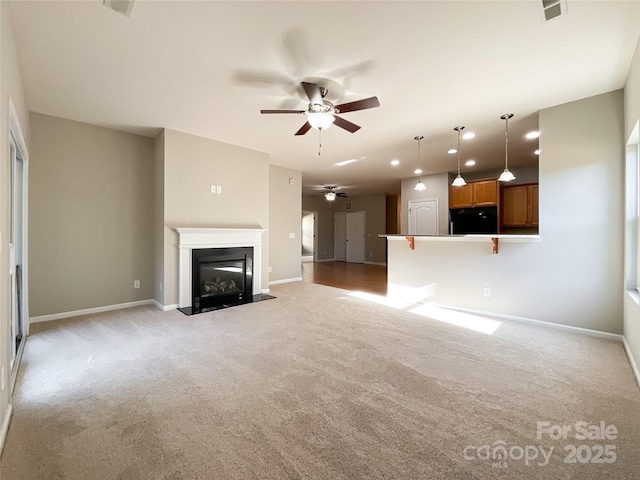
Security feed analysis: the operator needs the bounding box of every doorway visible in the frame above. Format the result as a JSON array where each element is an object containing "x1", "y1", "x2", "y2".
[
  {"x1": 9, "y1": 101, "x2": 29, "y2": 383},
  {"x1": 334, "y1": 211, "x2": 365, "y2": 263},
  {"x1": 408, "y1": 198, "x2": 439, "y2": 235},
  {"x1": 301, "y1": 211, "x2": 317, "y2": 263}
]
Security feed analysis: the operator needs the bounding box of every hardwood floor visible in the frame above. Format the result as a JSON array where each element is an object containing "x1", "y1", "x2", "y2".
[{"x1": 301, "y1": 261, "x2": 387, "y2": 295}]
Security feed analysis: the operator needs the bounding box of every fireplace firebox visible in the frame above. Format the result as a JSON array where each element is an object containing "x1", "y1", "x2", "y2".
[{"x1": 191, "y1": 247, "x2": 253, "y2": 314}]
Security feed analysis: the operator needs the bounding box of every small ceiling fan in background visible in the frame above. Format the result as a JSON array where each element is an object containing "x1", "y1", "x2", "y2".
[
  {"x1": 261, "y1": 81, "x2": 380, "y2": 136},
  {"x1": 324, "y1": 186, "x2": 347, "y2": 201}
]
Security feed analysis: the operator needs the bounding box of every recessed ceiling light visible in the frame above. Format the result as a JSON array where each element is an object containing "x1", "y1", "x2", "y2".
[
  {"x1": 335, "y1": 159, "x2": 358, "y2": 166},
  {"x1": 448, "y1": 149, "x2": 457, "y2": 154},
  {"x1": 534, "y1": 149, "x2": 541, "y2": 155},
  {"x1": 526, "y1": 131, "x2": 540, "y2": 139},
  {"x1": 465, "y1": 160, "x2": 476, "y2": 166},
  {"x1": 414, "y1": 168, "x2": 423, "y2": 174},
  {"x1": 391, "y1": 160, "x2": 400, "y2": 166},
  {"x1": 462, "y1": 132, "x2": 475, "y2": 140}
]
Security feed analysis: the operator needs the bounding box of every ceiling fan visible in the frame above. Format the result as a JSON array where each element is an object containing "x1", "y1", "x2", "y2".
[
  {"x1": 324, "y1": 186, "x2": 347, "y2": 201},
  {"x1": 261, "y1": 81, "x2": 380, "y2": 136}
]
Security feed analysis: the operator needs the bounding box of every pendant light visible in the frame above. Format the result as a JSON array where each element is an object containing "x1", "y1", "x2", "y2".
[
  {"x1": 498, "y1": 113, "x2": 516, "y2": 182},
  {"x1": 451, "y1": 126, "x2": 467, "y2": 187},
  {"x1": 414, "y1": 135, "x2": 426, "y2": 191}
]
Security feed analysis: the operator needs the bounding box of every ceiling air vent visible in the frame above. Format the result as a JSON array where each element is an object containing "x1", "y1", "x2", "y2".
[
  {"x1": 541, "y1": 0, "x2": 567, "y2": 22},
  {"x1": 103, "y1": 0, "x2": 135, "y2": 17}
]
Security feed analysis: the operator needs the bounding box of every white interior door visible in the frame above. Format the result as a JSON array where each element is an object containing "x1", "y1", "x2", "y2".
[
  {"x1": 334, "y1": 212, "x2": 346, "y2": 261},
  {"x1": 408, "y1": 199, "x2": 439, "y2": 235},
  {"x1": 346, "y1": 211, "x2": 365, "y2": 263}
]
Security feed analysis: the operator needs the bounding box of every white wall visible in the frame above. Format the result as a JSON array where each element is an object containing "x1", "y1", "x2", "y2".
[
  {"x1": 0, "y1": 0, "x2": 30, "y2": 451},
  {"x1": 269, "y1": 165, "x2": 302, "y2": 283},
  {"x1": 389, "y1": 90, "x2": 625, "y2": 334}
]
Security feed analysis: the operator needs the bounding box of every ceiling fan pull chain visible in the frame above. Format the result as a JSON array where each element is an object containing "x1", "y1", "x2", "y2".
[{"x1": 318, "y1": 129, "x2": 322, "y2": 156}]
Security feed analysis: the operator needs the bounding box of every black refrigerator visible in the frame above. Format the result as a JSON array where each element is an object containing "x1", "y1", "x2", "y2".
[{"x1": 450, "y1": 206, "x2": 498, "y2": 234}]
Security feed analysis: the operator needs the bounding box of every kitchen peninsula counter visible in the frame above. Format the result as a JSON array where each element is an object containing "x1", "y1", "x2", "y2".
[{"x1": 379, "y1": 233, "x2": 540, "y2": 254}]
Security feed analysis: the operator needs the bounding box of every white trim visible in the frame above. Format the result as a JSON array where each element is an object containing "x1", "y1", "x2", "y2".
[
  {"x1": 364, "y1": 261, "x2": 387, "y2": 266},
  {"x1": 316, "y1": 258, "x2": 336, "y2": 262},
  {"x1": 30, "y1": 299, "x2": 155, "y2": 323},
  {"x1": 10, "y1": 337, "x2": 26, "y2": 392},
  {"x1": 436, "y1": 304, "x2": 623, "y2": 342},
  {"x1": 269, "y1": 277, "x2": 302, "y2": 285},
  {"x1": 261, "y1": 288, "x2": 270, "y2": 294},
  {"x1": 623, "y1": 336, "x2": 640, "y2": 389},
  {"x1": 0, "y1": 404, "x2": 13, "y2": 456}
]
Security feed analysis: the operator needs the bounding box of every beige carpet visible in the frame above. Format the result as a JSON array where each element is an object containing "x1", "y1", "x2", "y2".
[{"x1": 1, "y1": 281, "x2": 639, "y2": 479}]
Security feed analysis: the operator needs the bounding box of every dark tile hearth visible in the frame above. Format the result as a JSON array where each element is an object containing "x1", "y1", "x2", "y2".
[{"x1": 178, "y1": 293, "x2": 276, "y2": 316}]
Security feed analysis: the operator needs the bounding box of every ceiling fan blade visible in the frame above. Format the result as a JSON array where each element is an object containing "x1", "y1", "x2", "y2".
[
  {"x1": 261, "y1": 109, "x2": 305, "y2": 114},
  {"x1": 335, "y1": 96, "x2": 380, "y2": 114},
  {"x1": 333, "y1": 115, "x2": 361, "y2": 133},
  {"x1": 302, "y1": 82, "x2": 322, "y2": 105},
  {"x1": 295, "y1": 122, "x2": 312, "y2": 136},
  {"x1": 336, "y1": 192, "x2": 348, "y2": 197}
]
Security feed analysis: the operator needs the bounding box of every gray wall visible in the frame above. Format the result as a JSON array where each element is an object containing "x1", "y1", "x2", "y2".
[
  {"x1": 302, "y1": 193, "x2": 387, "y2": 264},
  {"x1": 29, "y1": 113, "x2": 155, "y2": 316},
  {"x1": 161, "y1": 129, "x2": 270, "y2": 306},
  {"x1": 0, "y1": 0, "x2": 31, "y2": 448},
  {"x1": 389, "y1": 90, "x2": 625, "y2": 334},
  {"x1": 269, "y1": 165, "x2": 302, "y2": 283},
  {"x1": 302, "y1": 195, "x2": 336, "y2": 261}
]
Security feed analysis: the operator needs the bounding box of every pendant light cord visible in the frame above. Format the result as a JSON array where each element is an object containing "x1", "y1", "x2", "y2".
[{"x1": 415, "y1": 135, "x2": 424, "y2": 181}]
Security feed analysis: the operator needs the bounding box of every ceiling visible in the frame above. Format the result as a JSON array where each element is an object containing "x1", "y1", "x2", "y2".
[{"x1": 8, "y1": 1, "x2": 640, "y2": 196}]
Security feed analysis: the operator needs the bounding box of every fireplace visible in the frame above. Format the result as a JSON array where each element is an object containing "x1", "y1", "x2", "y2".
[
  {"x1": 192, "y1": 247, "x2": 253, "y2": 313},
  {"x1": 176, "y1": 228, "x2": 274, "y2": 315}
]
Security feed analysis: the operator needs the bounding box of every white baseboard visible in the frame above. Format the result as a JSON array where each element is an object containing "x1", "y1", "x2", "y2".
[
  {"x1": 30, "y1": 299, "x2": 156, "y2": 323},
  {"x1": 365, "y1": 261, "x2": 387, "y2": 266},
  {"x1": 261, "y1": 288, "x2": 271, "y2": 294},
  {"x1": 269, "y1": 277, "x2": 302, "y2": 286},
  {"x1": 438, "y1": 304, "x2": 624, "y2": 342},
  {"x1": 152, "y1": 300, "x2": 178, "y2": 311},
  {"x1": 623, "y1": 336, "x2": 640, "y2": 389},
  {"x1": 316, "y1": 258, "x2": 336, "y2": 262},
  {"x1": 0, "y1": 404, "x2": 12, "y2": 456}
]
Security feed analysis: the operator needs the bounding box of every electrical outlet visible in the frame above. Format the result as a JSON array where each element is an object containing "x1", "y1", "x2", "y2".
[
  {"x1": 134, "y1": 280, "x2": 140, "y2": 289},
  {"x1": 289, "y1": 233, "x2": 295, "y2": 239},
  {"x1": 210, "y1": 184, "x2": 216, "y2": 194},
  {"x1": 1, "y1": 366, "x2": 5, "y2": 391},
  {"x1": 268, "y1": 266, "x2": 272, "y2": 272},
  {"x1": 216, "y1": 185, "x2": 222, "y2": 194},
  {"x1": 484, "y1": 287, "x2": 491, "y2": 298}
]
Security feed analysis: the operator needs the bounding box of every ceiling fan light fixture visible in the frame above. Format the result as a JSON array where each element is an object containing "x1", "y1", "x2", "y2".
[
  {"x1": 325, "y1": 191, "x2": 336, "y2": 201},
  {"x1": 307, "y1": 112, "x2": 335, "y2": 130}
]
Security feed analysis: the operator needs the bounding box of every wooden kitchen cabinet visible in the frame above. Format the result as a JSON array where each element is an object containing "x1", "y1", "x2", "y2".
[
  {"x1": 502, "y1": 183, "x2": 538, "y2": 227},
  {"x1": 449, "y1": 179, "x2": 498, "y2": 208}
]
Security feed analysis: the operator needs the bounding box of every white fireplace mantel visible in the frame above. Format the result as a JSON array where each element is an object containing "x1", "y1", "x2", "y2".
[{"x1": 176, "y1": 228, "x2": 266, "y2": 308}]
